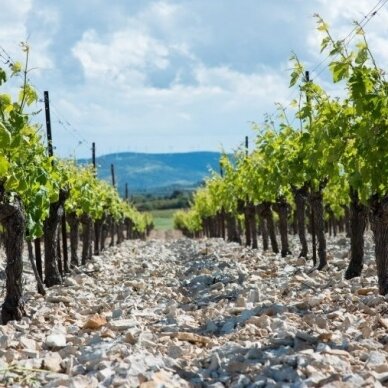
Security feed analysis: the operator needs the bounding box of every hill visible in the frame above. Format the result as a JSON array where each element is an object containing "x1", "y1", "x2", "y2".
[{"x1": 79, "y1": 151, "x2": 223, "y2": 195}]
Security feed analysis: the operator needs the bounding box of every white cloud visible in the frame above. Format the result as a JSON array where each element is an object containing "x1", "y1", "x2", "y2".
[
  {"x1": 71, "y1": 1, "x2": 199, "y2": 88},
  {"x1": 0, "y1": 0, "x2": 55, "y2": 74},
  {"x1": 316, "y1": 0, "x2": 375, "y2": 20},
  {"x1": 142, "y1": 1, "x2": 181, "y2": 23},
  {"x1": 0, "y1": 0, "x2": 32, "y2": 54},
  {"x1": 193, "y1": 65, "x2": 288, "y2": 97},
  {"x1": 59, "y1": 1, "x2": 293, "y2": 156},
  {"x1": 4, "y1": 0, "x2": 387, "y2": 158},
  {"x1": 73, "y1": 28, "x2": 170, "y2": 85}
]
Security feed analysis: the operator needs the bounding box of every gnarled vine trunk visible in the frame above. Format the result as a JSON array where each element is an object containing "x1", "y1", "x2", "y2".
[
  {"x1": 243, "y1": 204, "x2": 251, "y2": 247},
  {"x1": 247, "y1": 202, "x2": 257, "y2": 249},
  {"x1": 370, "y1": 195, "x2": 388, "y2": 296},
  {"x1": 0, "y1": 197, "x2": 26, "y2": 324},
  {"x1": 344, "y1": 206, "x2": 351, "y2": 237},
  {"x1": 27, "y1": 240, "x2": 45, "y2": 296},
  {"x1": 221, "y1": 211, "x2": 226, "y2": 239},
  {"x1": 259, "y1": 202, "x2": 279, "y2": 254},
  {"x1": 345, "y1": 189, "x2": 368, "y2": 279},
  {"x1": 67, "y1": 212, "x2": 79, "y2": 267},
  {"x1": 126, "y1": 218, "x2": 134, "y2": 239},
  {"x1": 327, "y1": 208, "x2": 337, "y2": 237},
  {"x1": 309, "y1": 189, "x2": 327, "y2": 270},
  {"x1": 292, "y1": 209, "x2": 298, "y2": 235},
  {"x1": 258, "y1": 212, "x2": 269, "y2": 251},
  {"x1": 226, "y1": 213, "x2": 241, "y2": 243},
  {"x1": 61, "y1": 215, "x2": 69, "y2": 273},
  {"x1": 109, "y1": 219, "x2": 116, "y2": 247},
  {"x1": 56, "y1": 227, "x2": 63, "y2": 275},
  {"x1": 101, "y1": 218, "x2": 109, "y2": 251},
  {"x1": 117, "y1": 221, "x2": 125, "y2": 244},
  {"x1": 293, "y1": 186, "x2": 308, "y2": 258},
  {"x1": 81, "y1": 214, "x2": 93, "y2": 265},
  {"x1": 44, "y1": 189, "x2": 68, "y2": 287},
  {"x1": 94, "y1": 217, "x2": 104, "y2": 255},
  {"x1": 274, "y1": 197, "x2": 291, "y2": 257}
]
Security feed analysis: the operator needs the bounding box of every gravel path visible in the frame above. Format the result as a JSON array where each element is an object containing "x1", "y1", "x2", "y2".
[{"x1": 0, "y1": 234, "x2": 387, "y2": 387}]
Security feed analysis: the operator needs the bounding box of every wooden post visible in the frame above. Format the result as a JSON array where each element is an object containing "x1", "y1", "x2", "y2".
[
  {"x1": 34, "y1": 91, "x2": 54, "y2": 277},
  {"x1": 92, "y1": 142, "x2": 100, "y2": 255},
  {"x1": 310, "y1": 203, "x2": 317, "y2": 265},
  {"x1": 125, "y1": 183, "x2": 129, "y2": 201},
  {"x1": 111, "y1": 164, "x2": 116, "y2": 187},
  {"x1": 245, "y1": 136, "x2": 249, "y2": 156},
  {"x1": 304, "y1": 71, "x2": 317, "y2": 264},
  {"x1": 34, "y1": 239, "x2": 42, "y2": 279},
  {"x1": 44, "y1": 91, "x2": 67, "y2": 276},
  {"x1": 62, "y1": 211, "x2": 69, "y2": 273},
  {"x1": 57, "y1": 227, "x2": 63, "y2": 275},
  {"x1": 220, "y1": 162, "x2": 223, "y2": 178},
  {"x1": 44, "y1": 91, "x2": 53, "y2": 157},
  {"x1": 92, "y1": 142, "x2": 96, "y2": 175}
]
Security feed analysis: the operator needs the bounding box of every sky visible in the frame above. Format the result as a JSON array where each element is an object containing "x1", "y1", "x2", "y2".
[{"x1": 1, "y1": 0, "x2": 387, "y2": 158}]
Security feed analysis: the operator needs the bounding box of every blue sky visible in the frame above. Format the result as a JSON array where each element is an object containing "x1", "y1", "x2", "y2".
[{"x1": 1, "y1": 0, "x2": 387, "y2": 158}]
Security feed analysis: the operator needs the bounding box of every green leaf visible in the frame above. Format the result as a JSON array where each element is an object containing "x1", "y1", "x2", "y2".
[
  {"x1": 290, "y1": 70, "x2": 299, "y2": 87},
  {"x1": 0, "y1": 93, "x2": 11, "y2": 107},
  {"x1": 10, "y1": 62, "x2": 22, "y2": 76},
  {"x1": 49, "y1": 190, "x2": 59, "y2": 203},
  {"x1": 19, "y1": 84, "x2": 38, "y2": 106},
  {"x1": 355, "y1": 43, "x2": 368, "y2": 65},
  {"x1": 0, "y1": 155, "x2": 9, "y2": 176},
  {"x1": 0, "y1": 122, "x2": 12, "y2": 147},
  {"x1": 320, "y1": 37, "x2": 330, "y2": 53},
  {"x1": 317, "y1": 20, "x2": 329, "y2": 32},
  {"x1": 4, "y1": 174, "x2": 19, "y2": 191},
  {"x1": 329, "y1": 61, "x2": 350, "y2": 83},
  {"x1": 0, "y1": 69, "x2": 6, "y2": 85}
]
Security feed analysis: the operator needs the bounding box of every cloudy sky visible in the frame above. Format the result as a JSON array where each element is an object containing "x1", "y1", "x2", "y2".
[{"x1": 1, "y1": 0, "x2": 387, "y2": 158}]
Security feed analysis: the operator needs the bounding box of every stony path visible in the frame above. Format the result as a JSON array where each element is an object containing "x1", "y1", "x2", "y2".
[{"x1": 0, "y1": 234, "x2": 387, "y2": 387}]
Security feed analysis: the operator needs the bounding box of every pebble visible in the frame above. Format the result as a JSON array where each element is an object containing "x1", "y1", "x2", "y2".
[
  {"x1": 0, "y1": 233, "x2": 383, "y2": 386},
  {"x1": 83, "y1": 314, "x2": 107, "y2": 330},
  {"x1": 109, "y1": 319, "x2": 138, "y2": 331},
  {"x1": 43, "y1": 352, "x2": 63, "y2": 372},
  {"x1": 45, "y1": 334, "x2": 67, "y2": 348},
  {"x1": 19, "y1": 336, "x2": 37, "y2": 350}
]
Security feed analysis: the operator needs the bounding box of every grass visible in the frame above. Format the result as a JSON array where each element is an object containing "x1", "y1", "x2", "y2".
[{"x1": 150, "y1": 208, "x2": 177, "y2": 231}]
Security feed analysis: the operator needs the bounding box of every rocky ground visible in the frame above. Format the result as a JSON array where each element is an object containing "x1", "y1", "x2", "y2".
[{"x1": 0, "y1": 233, "x2": 387, "y2": 387}]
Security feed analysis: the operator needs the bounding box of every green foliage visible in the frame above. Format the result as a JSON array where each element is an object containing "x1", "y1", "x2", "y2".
[
  {"x1": 0, "y1": 48, "x2": 58, "y2": 238},
  {"x1": 178, "y1": 17, "x2": 387, "y2": 235},
  {"x1": 0, "y1": 47, "x2": 152, "y2": 238},
  {"x1": 318, "y1": 17, "x2": 388, "y2": 202},
  {"x1": 173, "y1": 209, "x2": 202, "y2": 235}
]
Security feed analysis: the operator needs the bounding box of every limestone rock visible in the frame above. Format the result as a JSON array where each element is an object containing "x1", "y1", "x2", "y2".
[
  {"x1": 83, "y1": 314, "x2": 107, "y2": 330},
  {"x1": 43, "y1": 352, "x2": 63, "y2": 372},
  {"x1": 45, "y1": 334, "x2": 67, "y2": 348},
  {"x1": 109, "y1": 319, "x2": 138, "y2": 331},
  {"x1": 0, "y1": 233, "x2": 383, "y2": 387}
]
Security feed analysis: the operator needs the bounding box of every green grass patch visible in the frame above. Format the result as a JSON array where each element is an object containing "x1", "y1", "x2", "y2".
[{"x1": 150, "y1": 208, "x2": 177, "y2": 230}]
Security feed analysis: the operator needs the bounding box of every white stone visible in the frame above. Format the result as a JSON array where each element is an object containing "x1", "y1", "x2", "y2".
[
  {"x1": 109, "y1": 319, "x2": 138, "y2": 331},
  {"x1": 19, "y1": 336, "x2": 37, "y2": 350},
  {"x1": 43, "y1": 352, "x2": 63, "y2": 372},
  {"x1": 97, "y1": 368, "x2": 114, "y2": 382},
  {"x1": 45, "y1": 334, "x2": 67, "y2": 348}
]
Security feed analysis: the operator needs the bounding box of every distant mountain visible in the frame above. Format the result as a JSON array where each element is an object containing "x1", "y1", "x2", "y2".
[{"x1": 79, "y1": 151, "x2": 224, "y2": 195}]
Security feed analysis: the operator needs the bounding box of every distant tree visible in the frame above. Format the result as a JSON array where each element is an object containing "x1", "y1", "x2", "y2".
[{"x1": 169, "y1": 190, "x2": 183, "y2": 199}]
